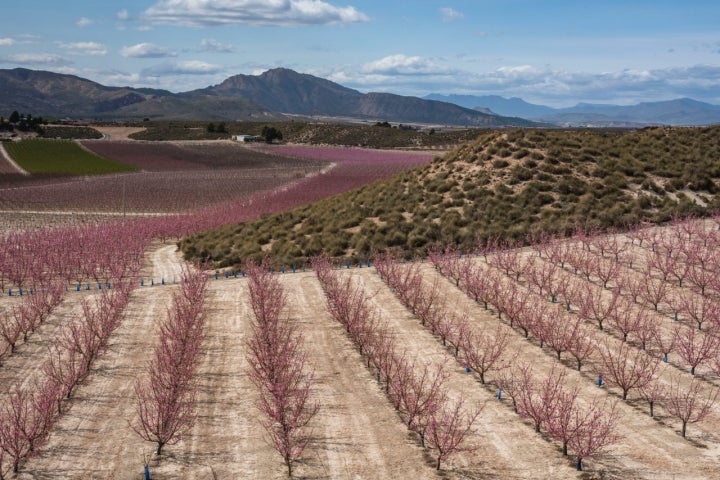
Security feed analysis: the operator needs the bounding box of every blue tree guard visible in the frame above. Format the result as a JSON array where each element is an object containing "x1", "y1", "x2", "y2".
[
  {"x1": 140, "y1": 279, "x2": 144, "y2": 286},
  {"x1": 597, "y1": 375, "x2": 603, "y2": 387},
  {"x1": 497, "y1": 389, "x2": 502, "y2": 400}
]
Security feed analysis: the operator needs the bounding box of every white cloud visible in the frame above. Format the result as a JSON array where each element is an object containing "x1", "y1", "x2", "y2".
[
  {"x1": 199, "y1": 38, "x2": 235, "y2": 53},
  {"x1": 143, "y1": 0, "x2": 369, "y2": 27},
  {"x1": 143, "y1": 60, "x2": 223, "y2": 76},
  {"x1": 361, "y1": 54, "x2": 450, "y2": 75},
  {"x1": 0, "y1": 38, "x2": 16, "y2": 46},
  {"x1": 440, "y1": 7, "x2": 463, "y2": 22},
  {"x1": 56, "y1": 41, "x2": 108, "y2": 56},
  {"x1": 76, "y1": 17, "x2": 93, "y2": 27},
  {"x1": 334, "y1": 62, "x2": 720, "y2": 106},
  {"x1": 97, "y1": 71, "x2": 143, "y2": 86},
  {"x1": 121, "y1": 43, "x2": 176, "y2": 58},
  {"x1": 0, "y1": 53, "x2": 71, "y2": 66},
  {"x1": 116, "y1": 9, "x2": 130, "y2": 21}
]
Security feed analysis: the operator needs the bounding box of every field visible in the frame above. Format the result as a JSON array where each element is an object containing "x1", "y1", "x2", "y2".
[
  {"x1": 3, "y1": 131, "x2": 720, "y2": 479},
  {"x1": 4, "y1": 139, "x2": 137, "y2": 175},
  {"x1": 3, "y1": 221, "x2": 720, "y2": 479},
  {"x1": 0, "y1": 141, "x2": 329, "y2": 230}
]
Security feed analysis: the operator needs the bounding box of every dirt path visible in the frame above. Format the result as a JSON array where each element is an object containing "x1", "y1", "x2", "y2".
[
  {"x1": 91, "y1": 126, "x2": 146, "y2": 141},
  {"x1": 348, "y1": 269, "x2": 580, "y2": 480},
  {"x1": 19, "y1": 245, "x2": 180, "y2": 480},
  {"x1": 147, "y1": 273, "x2": 281, "y2": 479},
  {"x1": 0, "y1": 142, "x2": 29, "y2": 175},
  {"x1": 148, "y1": 270, "x2": 437, "y2": 479},
  {"x1": 282, "y1": 272, "x2": 435, "y2": 479}
]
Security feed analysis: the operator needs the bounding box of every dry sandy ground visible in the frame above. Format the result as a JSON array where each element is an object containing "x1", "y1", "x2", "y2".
[
  {"x1": 91, "y1": 127, "x2": 146, "y2": 141},
  {"x1": 9, "y1": 241, "x2": 720, "y2": 479}
]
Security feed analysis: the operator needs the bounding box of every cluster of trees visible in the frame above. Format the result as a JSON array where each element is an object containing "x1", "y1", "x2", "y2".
[
  {"x1": 0, "y1": 222, "x2": 154, "y2": 293},
  {"x1": 0, "y1": 218, "x2": 156, "y2": 476},
  {"x1": 1, "y1": 282, "x2": 65, "y2": 365},
  {"x1": 500, "y1": 364, "x2": 620, "y2": 471},
  {"x1": 245, "y1": 259, "x2": 317, "y2": 477},
  {"x1": 260, "y1": 126, "x2": 283, "y2": 143},
  {"x1": 312, "y1": 254, "x2": 480, "y2": 470},
  {"x1": 0, "y1": 283, "x2": 134, "y2": 476},
  {"x1": 133, "y1": 266, "x2": 209, "y2": 456},
  {"x1": 206, "y1": 122, "x2": 227, "y2": 134},
  {"x1": 0, "y1": 111, "x2": 47, "y2": 133}
]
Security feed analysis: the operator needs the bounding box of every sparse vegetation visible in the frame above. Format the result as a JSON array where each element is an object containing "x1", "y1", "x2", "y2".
[
  {"x1": 182, "y1": 126, "x2": 720, "y2": 268},
  {"x1": 129, "y1": 120, "x2": 483, "y2": 148},
  {"x1": 38, "y1": 126, "x2": 103, "y2": 139}
]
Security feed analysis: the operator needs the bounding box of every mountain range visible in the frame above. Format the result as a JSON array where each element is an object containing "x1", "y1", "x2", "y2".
[
  {"x1": 424, "y1": 94, "x2": 720, "y2": 126},
  {"x1": 0, "y1": 68, "x2": 534, "y2": 127},
  {"x1": 1, "y1": 67, "x2": 717, "y2": 127}
]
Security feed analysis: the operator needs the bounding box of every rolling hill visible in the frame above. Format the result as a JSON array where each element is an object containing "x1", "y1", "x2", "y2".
[{"x1": 181, "y1": 125, "x2": 720, "y2": 268}]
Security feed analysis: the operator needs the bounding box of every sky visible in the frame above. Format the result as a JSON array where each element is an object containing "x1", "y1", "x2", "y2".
[{"x1": 1, "y1": 0, "x2": 719, "y2": 107}]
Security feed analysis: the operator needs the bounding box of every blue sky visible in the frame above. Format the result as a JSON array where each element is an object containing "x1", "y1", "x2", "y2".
[{"x1": 1, "y1": 0, "x2": 719, "y2": 106}]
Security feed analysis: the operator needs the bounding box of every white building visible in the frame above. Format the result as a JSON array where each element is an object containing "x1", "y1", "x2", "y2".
[{"x1": 232, "y1": 134, "x2": 263, "y2": 142}]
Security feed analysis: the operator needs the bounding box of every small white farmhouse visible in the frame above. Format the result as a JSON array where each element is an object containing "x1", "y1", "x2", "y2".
[{"x1": 232, "y1": 134, "x2": 264, "y2": 142}]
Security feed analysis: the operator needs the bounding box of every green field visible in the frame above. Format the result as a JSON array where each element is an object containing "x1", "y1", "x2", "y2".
[{"x1": 5, "y1": 138, "x2": 137, "y2": 175}]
